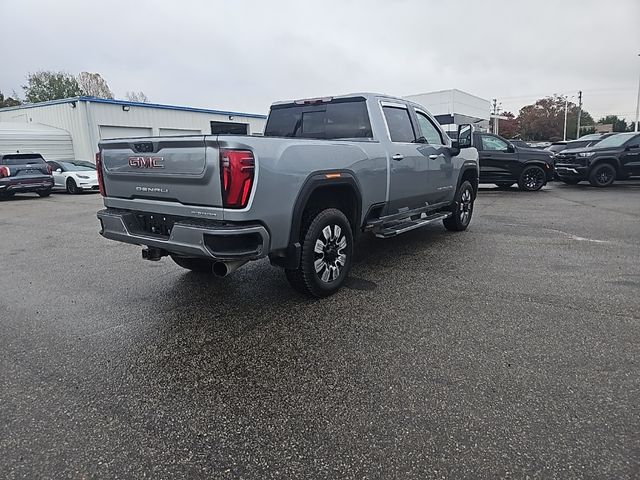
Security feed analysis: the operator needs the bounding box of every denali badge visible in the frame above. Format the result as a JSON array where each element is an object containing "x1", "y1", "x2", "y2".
[
  {"x1": 128, "y1": 156, "x2": 164, "y2": 168},
  {"x1": 136, "y1": 186, "x2": 169, "y2": 193}
]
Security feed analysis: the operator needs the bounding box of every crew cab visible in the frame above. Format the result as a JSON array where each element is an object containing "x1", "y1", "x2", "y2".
[
  {"x1": 96, "y1": 93, "x2": 479, "y2": 297},
  {"x1": 0, "y1": 153, "x2": 54, "y2": 198},
  {"x1": 474, "y1": 132, "x2": 555, "y2": 190},
  {"x1": 555, "y1": 132, "x2": 640, "y2": 186}
]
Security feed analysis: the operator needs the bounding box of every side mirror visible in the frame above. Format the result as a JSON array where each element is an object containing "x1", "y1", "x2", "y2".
[
  {"x1": 506, "y1": 144, "x2": 515, "y2": 153},
  {"x1": 457, "y1": 124, "x2": 472, "y2": 148},
  {"x1": 450, "y1": 140, "x2": 460, "y2": 157},
  {"x1": 55, "y1": 168, "x2": 62, "y2": 173}
]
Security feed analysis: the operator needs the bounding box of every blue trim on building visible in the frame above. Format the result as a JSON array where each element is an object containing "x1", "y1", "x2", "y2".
[{"x1": 0, "y1": 96, "x2": 267, "y2": 119}]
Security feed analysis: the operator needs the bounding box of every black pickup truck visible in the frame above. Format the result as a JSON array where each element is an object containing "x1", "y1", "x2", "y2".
[
  {"x1": 0, "y1": 153, "x2": 54, "y2": 198},
  {"x1": 474, "y1": 132, "x2": 555, "y2": 191},
  {"x1": 555, "y1": 132, "x2": 640, "y2": 187}
]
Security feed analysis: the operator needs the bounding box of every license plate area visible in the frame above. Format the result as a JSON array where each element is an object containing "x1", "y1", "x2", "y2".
[{"x1": 130, "y1": 213, "x2": 176, "y2": 238}]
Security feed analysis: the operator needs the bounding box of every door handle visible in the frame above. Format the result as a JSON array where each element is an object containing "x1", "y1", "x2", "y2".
[
  {"x1": 392, "y1": 154, "x2": 404, "y2": 161},
  {"x1": 428, "y1": 154, "x2": 440, "y2": 160}
]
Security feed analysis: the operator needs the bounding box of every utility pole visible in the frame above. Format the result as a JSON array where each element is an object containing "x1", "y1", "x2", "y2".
[
  {"x1": 576, "y1": 90, "x2": 582, "y2": 139},
  {"x1": 492, "y1": 98, "x2": 498, "y2": 134},
  {"x1": 563, "y1": 96, "x2": 569, "y2": 141}
]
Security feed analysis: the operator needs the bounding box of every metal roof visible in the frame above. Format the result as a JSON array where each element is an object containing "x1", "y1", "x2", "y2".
[{"x1": 0, "y1": 96, "x2": 267, "y2": 119}]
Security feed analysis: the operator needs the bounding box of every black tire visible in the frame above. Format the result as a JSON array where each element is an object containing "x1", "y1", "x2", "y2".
[
  {"x1": 38, "y1": 189, "x2": 51, "y2": 197},
  {"x1": 66, "y1": 178, "x2": 80, "y2": 194},
  {"x1": 495, "y1": 182, "x2": 514, "y2": 188},
  {"x1": 589, "y1": 163, "x2": 616, "y2": 187},
  {"x1": 0, "y1": 192, "x2": 15, "y2": 199},
  {"x1": 518, "y1": 165, "x2": 546, "y2": 191},
  {"x1": 561, "y1": 178, "x2": 581, "y2": 185},
  {"x1": 170, "y1": 255, "x2": 213, "y2": 273},
  {"x1": 443, "y1": 180, "x2": 474, "y2": 231},
  {"x1": 285, "y1": 208, "x2": 353, "y2": 298}
]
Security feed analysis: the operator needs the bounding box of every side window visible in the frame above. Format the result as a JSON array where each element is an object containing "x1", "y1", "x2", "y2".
[
  {"x1": 415, "y1": 111, "x2": 444, "y2": 145},
  {"x1": 48, "y1": 161, "x2": 61, "y2": 171},
  {"x1": 481, "y1": 135, "x2": 508, "y2": 151},
  {"x1": 382, "y1": 106, "x2": 416, "y2": 143}
]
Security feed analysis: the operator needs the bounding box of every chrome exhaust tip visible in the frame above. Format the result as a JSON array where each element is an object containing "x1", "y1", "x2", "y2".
[{"x1": 212, "y1": 260, "x2": 248, "y2": 277}]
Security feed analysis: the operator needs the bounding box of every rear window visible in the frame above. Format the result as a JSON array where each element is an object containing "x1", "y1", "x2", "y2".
[
  {"x1": 1, "y1": 154, "x2": 45, "y2": 165},
  {"x1": 264, "y1": 98, "x2": 372, "y2": 140}
]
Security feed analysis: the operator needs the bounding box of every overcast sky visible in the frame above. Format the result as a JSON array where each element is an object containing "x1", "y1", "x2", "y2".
[{"x1": 2, "y1": 0, "x2": 639, "y2": 120}]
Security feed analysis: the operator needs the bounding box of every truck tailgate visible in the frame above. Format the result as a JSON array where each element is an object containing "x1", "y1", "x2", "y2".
[{"x1": 100, "y1": 136, "x2": 223, "y2": 207}]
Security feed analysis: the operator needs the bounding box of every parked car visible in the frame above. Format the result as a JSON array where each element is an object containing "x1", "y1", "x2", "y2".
[
  {"x1": 96, "y1": 93, "x2": 479, "y2": 297},
  {"x1": 474, "y1": 132, "x2": 555, "y2": 191},
  {"x1": 509, "y1": 139, "x2": 530, "y2": 149},
  {"x1": 545, "y1": 134, "x2": 615, "y2": 156},
  {"x1": 47, "y1": 160, "x2": 99, "y2": 193},
  {"x1": 0, "y1": 153, "x2": 54, "y2": 198},
  {"x1": 554, "y1": 132, "x2": 640, "y2": 187}
]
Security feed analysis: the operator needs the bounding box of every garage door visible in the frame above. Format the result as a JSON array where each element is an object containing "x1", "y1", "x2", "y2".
[
  {"x1": 99, "y1": 125, "x2": 152, "y2": 140},
  {"x1": 0, "y1": 123, "x2": 74, "y2": 162},
  {"x1": 158, "y1": 128, "x2": 202, "y2": 136}
]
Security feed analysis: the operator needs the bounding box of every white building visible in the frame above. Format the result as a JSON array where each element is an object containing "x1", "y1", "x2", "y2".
[
  {"x1": 404, "y1": 89, "x2": 490, "y2": 137},
  {"x1": 0, "y1": 97, "x2": 267, "y2": 162}
]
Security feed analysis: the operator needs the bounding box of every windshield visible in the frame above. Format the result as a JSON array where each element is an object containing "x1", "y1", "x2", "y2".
[
  {"x1": 59, "y1": 161, "x2": 96, "y2": 172},
  {"x1": 594, "y1": 132, "x2": 639, "y2": 148},
  {"x1": 264, "y1": 97, "x2": 372, "y2": 140}
]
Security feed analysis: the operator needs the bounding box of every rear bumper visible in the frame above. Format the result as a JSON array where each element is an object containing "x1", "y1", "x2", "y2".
[
  {"x1": 97, "y1": 208, "x2": 270, "y2": 261},
  {"x1": 0, "y1": 178, "x2": 54, "y2": 192}
]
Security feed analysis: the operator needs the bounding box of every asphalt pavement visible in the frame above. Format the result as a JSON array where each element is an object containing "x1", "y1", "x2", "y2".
[{"x1": 1, "y1": 182, "x2": 639, "y2": 479}]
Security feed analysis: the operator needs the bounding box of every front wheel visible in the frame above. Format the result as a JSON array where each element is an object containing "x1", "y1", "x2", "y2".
[
  {"x1": 67, "y1": 178, "x2": 80, "y2": 194},
  {"x1": 518, "y1": 165, "x2": 546, "y2": 191},
  {"x1": 443, "y1": 180, "x2": 475, "y2": 231},
  {"x1": 589, "y1": 163, "x2": 616, "y2": 187},
  {"x1": 285, "y1": 208, "x2": 353, "y2": 298}
]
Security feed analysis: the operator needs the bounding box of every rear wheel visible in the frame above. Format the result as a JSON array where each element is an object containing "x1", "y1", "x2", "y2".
[
  {"x1": 171, "y1": 255, "x2": 213, "y2": 273},
  {"x1": 285, "y1": 208, "x2": 353, "y2": 297},
  {"x1": 589, "y1": 163, "x2": 616, "y2": 187},
  {"x1": 443, "y1": 180, "x2": 474, "y2": 231},
  {"x1": 518, "y1": 165, "x2": 546, "y2": 191},
  {"x1": 38, "y1": 189, "x2": 51, "y2": 197},
  {"x1": 67, "y1": 178, "x2": 80, "y2": 194}
]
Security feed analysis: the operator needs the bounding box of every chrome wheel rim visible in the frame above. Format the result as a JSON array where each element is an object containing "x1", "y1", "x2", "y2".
[
  {"x1": 460, "y1": 188, "x2": 473, "y2": 225},
  {"x1": 313, "y1": 224, "x2": 347, "y2": 283},
  {"x1": 523, "y1": 168, "x2": 545, "y2": 190}
]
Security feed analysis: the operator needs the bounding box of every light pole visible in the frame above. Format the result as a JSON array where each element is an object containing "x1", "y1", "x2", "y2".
[
  {"x1": 563, "y1": 95, "x2": 573, "y2": 141},
  {"x1": 634, "y1": 53, "x2": 640, "y2": 132}
]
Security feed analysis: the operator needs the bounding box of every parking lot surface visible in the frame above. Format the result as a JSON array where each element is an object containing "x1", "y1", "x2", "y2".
[{"x1": 1, "y1": 182, "x2": 639, "y2": 479}]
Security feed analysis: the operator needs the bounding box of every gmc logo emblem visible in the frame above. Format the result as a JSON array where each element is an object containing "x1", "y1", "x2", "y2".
[{"x1": 128, "y1": 156, "x2": 164, "y2": 168}]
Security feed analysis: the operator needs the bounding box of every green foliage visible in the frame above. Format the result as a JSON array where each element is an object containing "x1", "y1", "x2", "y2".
[
  {"x1": 0, "y1": 92, "x2": 21, "y2": 108},
  {"x1": 597, "y1": 115, "x2": 628, "y2": 132},
  {"x1": 22, "y1": 71, "x2": 83, "y2": 103}
]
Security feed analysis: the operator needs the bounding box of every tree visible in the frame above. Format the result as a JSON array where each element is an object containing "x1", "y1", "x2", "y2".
[
  {"x1": 125, "y1": 91, "x2": 150, "y2": 103},
  {"x1": 597, "y1": 115, "x2": 628, "y2": 132},
  {"x1": 22, "y1": 71, "x2": 83, "y2": 103},
  {"x1": 517, "y1": 95, "x2": 594, "y2": 141},
  {"x1": 0, "y1": 91, "x2": 21, "y2": 108},
  {"x1": 496, "y1": 111, "x2": 518, "y2": 138},
  {"x1": 77, "y1": 72, "x2": 113, "y2": 98}
]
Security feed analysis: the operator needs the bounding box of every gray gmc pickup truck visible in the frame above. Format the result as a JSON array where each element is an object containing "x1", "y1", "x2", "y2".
[{"x1": 97, "y1": 93, "x2": 479, "y2": 297}]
